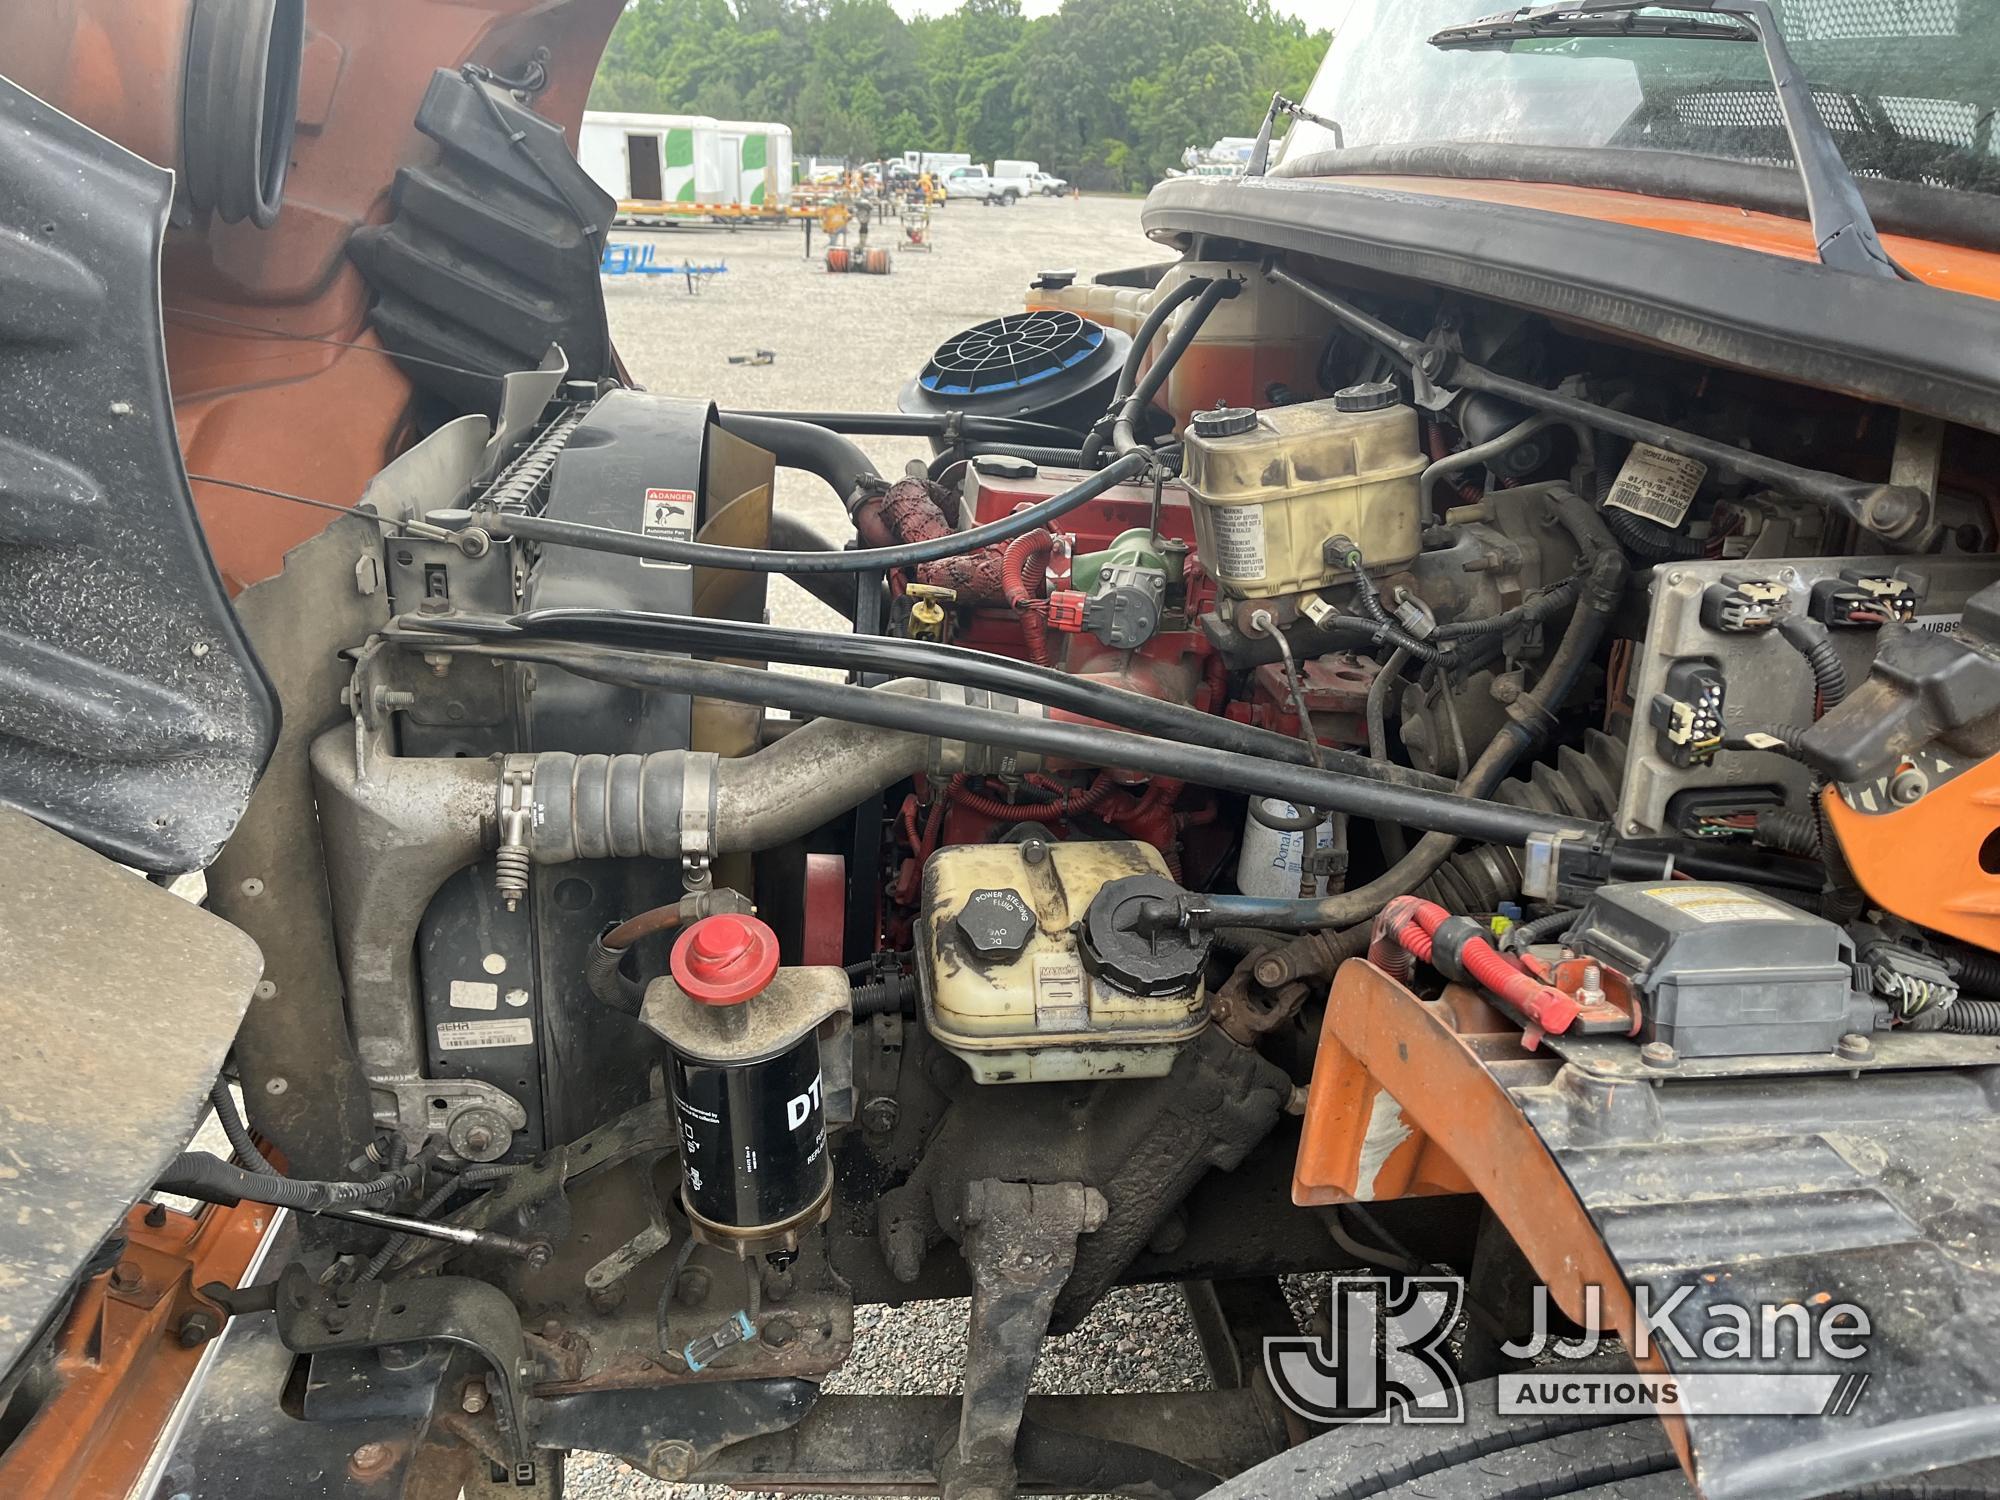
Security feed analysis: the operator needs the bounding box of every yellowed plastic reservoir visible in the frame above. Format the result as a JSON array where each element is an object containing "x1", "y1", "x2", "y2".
[
  {"x1": 916, "y1": 841, "x2": 1206, "y2": 1084},
  {"x1": 1182, "y1": 395, "x2": 1425, "y2": 599}
]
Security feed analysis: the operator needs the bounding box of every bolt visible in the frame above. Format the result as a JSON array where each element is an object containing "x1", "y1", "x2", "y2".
[
  {"x1": 349, "y1": 1441, "x2": 395, "y2": 1481},
  {"x1": 1021, "y1": 838, "x2": 1049, "y2": 866},
  {"x1": 1837, "y1": 1032, "x2": 1874, "y2": 1061},
  {"x1": 762, "y1": 1263, "x2": 796, "y2": 1303},
  {"x1": 675, "y1": 1266, "x2": 712, "y2": 1308},
  {"x1": 176, "y1": 1309, "x2": 220, "y2": 1347},
  {"x1": 460, "y1": 1124, "x2": 495, "y2": 1157},
  {"x1": 648, "y1": 1439, "x2": 697, "y2": 1481},
  {"x1": 109, "y1": 1261, "x2": 143, "y2": 1293},
  {"x1": 760, "y1": 1315, "x2": 799, "y2": 1349},
  {"x1": 861, "y1": 1095, "x2": 900, "y2": 1133},
  {"x1": 1488, "y1": 676, "x2": 1522, "y2": 705},
  {"x1": 1640, "y1": 1040, "x2": 1678, "y2": 1070},
  {"x1": 460, "y1": 1378, "x2": 489, "y2": 1414},
  {"x1": 1578, "y1": 963, "x2": 1606, "y2": 1007},
  {"x1": 425, "y1": 652, "x2": 452, "y2": 677},
  {"x1": 1888, "y1": 767, "x2": 1928, "y2": 806}
]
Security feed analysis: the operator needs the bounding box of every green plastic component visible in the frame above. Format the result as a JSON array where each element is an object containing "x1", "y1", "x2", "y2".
[{"x1": 1072, "y1": 527, "x2": 1174, "y2": 594}]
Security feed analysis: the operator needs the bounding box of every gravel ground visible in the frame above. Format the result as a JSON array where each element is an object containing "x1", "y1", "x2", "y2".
[
  {"x1": 599, "y1": 193, "x2": 1159, "y2": 641},
  {"x1": 569, "y1": 198, "x2": 1223, "y2": 1500}
]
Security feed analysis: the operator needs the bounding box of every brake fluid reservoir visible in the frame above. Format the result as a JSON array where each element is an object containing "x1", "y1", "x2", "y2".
[
  {"x1": 644, "y1": 914, "x2": 849, "y2": 1253},
  {"x1": 917, "y1": 841, "x2": 1208, "y2": 1083},
  {"x1": 1183, "y1": 389, "x2": 1424, "y2": 600}
]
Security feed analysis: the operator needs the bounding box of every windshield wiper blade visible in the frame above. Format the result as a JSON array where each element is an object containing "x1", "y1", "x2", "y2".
[{"x1": 1430, "y1": 2, "x2": 1911, "y2": 280}]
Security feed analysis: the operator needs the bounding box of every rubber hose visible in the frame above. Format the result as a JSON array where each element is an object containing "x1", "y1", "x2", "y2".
[
  {"x1": 1211, "y1": 537, "x2": 1627, "y2": 936},
  {"x1": 1943, "y1": 998, "x2": 2000, "y2": 1034},
  {"x1": 1368, "y1": 646, "x2": 1412, "y2": 863},
  {"x1": 1080, "y1": 275, "x2": 1215, "y2": 466},
  {"x1": 853, "y1": 973, "x2": 918, "y2": 1018},
  {"x1": 209, "y1": 1077, "x2": 278, "y2": 1176},
  {"x1": 730, "y1": 409, "x2": 1085, "y2": 448},
  {"x1": 1110, "y1": 278, "x2": 1239, "y2": 460},
  {"x1": 1779, "y1": 615, "x2": 1848, "y2": 715},
  {"x1": 426, "y1": 608, "x2": 1456, "y2": 791},
  {"x1": 458, "y1": 644, "x2": 1605, "y2": 849},
  {"x1": 765, "y1": 512, "x2": 860, "y2": 621},
  {"x1": 712, "y1": 412, "x2": 879, "y2": 501},
  {"x1": 584, "y1": 933, "x2": 645, "y2": 1016},
  {"x1": 1248, "y1": 798, "x2": 1323, "y2": 833},
  {"x1": 480, "y1": 452, "x2": 1151, "y2": 574},
  {"x1": 158, "y1": 1152, "x2": 411, "y2": 1211}
]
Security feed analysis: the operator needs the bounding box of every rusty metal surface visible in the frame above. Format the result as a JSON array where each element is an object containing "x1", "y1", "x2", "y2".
[{"x1": 0, "y1": 808, "x2": 263, "y2": 1382}]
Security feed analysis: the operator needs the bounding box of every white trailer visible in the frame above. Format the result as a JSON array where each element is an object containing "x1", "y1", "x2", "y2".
[
  {"x1": 579, "y1": 111, "x2": 794, "y2": 212},
  {"x1": 903, "y1": 150, "x2": 971, "y2": 179}
]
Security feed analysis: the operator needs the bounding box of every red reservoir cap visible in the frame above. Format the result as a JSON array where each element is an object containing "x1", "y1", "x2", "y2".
[{"x1": 671, "y1": 914, "x2": 780, "y2": 1005}]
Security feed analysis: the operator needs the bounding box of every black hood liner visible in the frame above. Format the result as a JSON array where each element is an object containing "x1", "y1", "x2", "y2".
[{"x1": 0, "y1": 77, "x2": 278, "y2": 872}]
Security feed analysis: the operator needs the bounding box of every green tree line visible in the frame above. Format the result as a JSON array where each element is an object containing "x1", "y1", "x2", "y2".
[{"x1": 589, "y1": 0, "x2": 1328, "y2": 189}]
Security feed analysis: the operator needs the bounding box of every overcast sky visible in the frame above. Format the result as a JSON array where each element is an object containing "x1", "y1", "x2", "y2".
[{"x1": 889, "y1": 0, "x2": 1339, "y2": 22}]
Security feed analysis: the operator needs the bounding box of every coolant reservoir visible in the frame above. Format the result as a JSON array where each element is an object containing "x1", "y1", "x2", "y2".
[
  {"x1": 917, "y1": 841, "x2": 1207, "y2": 1083},
  {"x1": 1182, "y1": 391, "x2": 1424, "y2": 600},
  {"x1": 1154, "y1": 260, "x2": 1336, "y2": 428}
]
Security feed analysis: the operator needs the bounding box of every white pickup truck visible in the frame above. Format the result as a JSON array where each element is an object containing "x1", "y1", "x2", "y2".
[{"x1": 945, "y1": 163, "x2": 1032, "y2": 204}]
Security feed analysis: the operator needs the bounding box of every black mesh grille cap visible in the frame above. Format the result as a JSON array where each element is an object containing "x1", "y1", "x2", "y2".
[{"x1": 919, "y1": 309, "x2": 1108, "y2": 397}]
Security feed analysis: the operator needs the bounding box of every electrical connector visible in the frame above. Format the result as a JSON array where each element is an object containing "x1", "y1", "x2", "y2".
[
  {"x1": 1810, "y1": 571, "x2": 1918, "y2": 628},
  {"x1": 1649, "y1": 659, "x2": 1725, "y2": 768},
  {"x1": 1700, "y1": 576, "x2": 1787, "y2": 633}
]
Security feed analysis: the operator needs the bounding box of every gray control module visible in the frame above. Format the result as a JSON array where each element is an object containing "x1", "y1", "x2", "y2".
[{"x1": 1565, "y1": 883, "x2": 1870, "y2": 1058}]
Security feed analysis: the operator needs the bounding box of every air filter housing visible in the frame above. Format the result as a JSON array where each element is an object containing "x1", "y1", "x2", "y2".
[{"x1": 899, "y1": 308, "x2": 1129, "y2": 441}]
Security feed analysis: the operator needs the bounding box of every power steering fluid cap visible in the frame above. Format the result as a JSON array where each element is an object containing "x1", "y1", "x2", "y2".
[{"x1": 671, "y1": 914, "x2": 780, "y2": 1006}]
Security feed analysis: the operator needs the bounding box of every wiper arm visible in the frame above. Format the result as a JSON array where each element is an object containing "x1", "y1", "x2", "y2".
[
  {"x1": 1430, "y1": 2, "x2": 1910, "y2": 280},
  {"x1": 1246, "y1": 91, "x2": 1345, "y2": 177}
]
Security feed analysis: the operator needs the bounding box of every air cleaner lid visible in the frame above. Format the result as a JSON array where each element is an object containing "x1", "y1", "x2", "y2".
[{"x1": 671, "y1": 914, "x2": 780, "y2": 1006}]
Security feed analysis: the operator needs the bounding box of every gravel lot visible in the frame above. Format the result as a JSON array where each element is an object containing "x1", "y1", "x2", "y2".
[{"x1": 572, "y1": 197, "x2": 1221, "y2": 1499}]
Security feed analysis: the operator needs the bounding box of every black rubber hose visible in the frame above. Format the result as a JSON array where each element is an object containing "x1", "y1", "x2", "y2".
[
  {"x1": 853, "y1": 972, "x2": 918, "y2": 1017},
  {"x1": 1943, "y1": 998, "x2": 2000, "y2": 1034},
  {"x1": 729, "y1": 409, "x2": 1085, "y2": 448},
  {"x1": 475, "y1": 452, "x2": 1151, "y2": 574},
  {"x1": 209, "y1": 1077, "x2": 278, "y2": 1176},
  {"x1": 1079, "y1": 274, "x2": 1216, "y2": 466},
  {"x1": 420, "y1": 607, "x2": 1456, "y2": 792},
  {"x1": 440, "y1": 640, "x2": 1607, "y2": 849},
  {"x1": 712, "y1": 412, "x2": 879, "y2": 500},
  {"x1": 1110, "y1": 278, "x2": 1239, "y2": 459},
  {"x1": 1779, "y1": 615, "x2": 1848, "y2": 714},
  {"x1": 764, "y1": 512, "x2": 860, "y2": 621},
  {"x1": 926, "y1": 444, "x2": 1087, "y2": 481},
  {"x1": 584, "y1": 931, "x2": 645, "y2": 1016},
  {"x1": 158, "y1": 1151, "x2": 412, "y2": 1211}
]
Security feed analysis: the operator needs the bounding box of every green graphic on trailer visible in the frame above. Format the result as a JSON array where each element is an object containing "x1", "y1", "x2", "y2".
[
  {"x1": 667, "y1": 127, "x2": 696, "y2": 202},
  {"x1": 744, "y1": 132, "x2": 767, "y2": 205}
]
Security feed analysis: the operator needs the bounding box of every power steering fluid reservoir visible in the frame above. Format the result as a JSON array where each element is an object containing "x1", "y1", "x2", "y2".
[
  {"x1": 643, "y1": 914, "x2": 849, "y2": 1254},
  {"x1": 1182, "y1": 389, "x2": 1424, "y2": 605}
]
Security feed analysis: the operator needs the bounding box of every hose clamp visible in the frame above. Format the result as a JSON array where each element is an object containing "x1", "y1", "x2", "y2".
[{"x1": 680, "y1": 752, "x2": 717, "y2": 891}]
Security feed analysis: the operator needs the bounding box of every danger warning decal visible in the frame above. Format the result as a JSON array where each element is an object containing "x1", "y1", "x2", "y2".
[{"x1": 640, "y1": 487, "x2": 696, "y2": 569}]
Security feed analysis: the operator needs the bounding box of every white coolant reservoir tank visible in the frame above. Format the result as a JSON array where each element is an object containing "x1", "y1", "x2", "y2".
[{"x1": 1235, "y1": 800, "x2": 1335, "y2": 899}]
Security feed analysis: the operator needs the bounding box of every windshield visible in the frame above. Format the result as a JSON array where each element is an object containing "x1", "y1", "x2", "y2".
[{"x1": 1281, "y1": 0, "x2": 2000, "y2": 199}]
